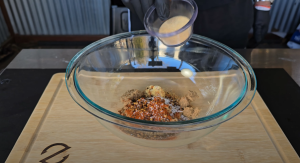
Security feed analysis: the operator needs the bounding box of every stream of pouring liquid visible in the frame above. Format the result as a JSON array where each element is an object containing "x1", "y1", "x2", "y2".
[{"x1": 158, "y1": 16, "x2": 191, "y2": 46}]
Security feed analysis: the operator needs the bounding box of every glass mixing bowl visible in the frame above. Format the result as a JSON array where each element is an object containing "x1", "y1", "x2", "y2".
[{"x1": 65, "y1": 31, "x2": 256, "y2": 148}]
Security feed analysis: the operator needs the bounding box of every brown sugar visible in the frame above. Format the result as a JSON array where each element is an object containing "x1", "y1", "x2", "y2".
[
  {"x1": 179, "y1": 90, "x2": 199, "y2": 108},
  {"x1": 179, "y1": 97, "x2": 189, "y2": 108},
  {"x1": 186, "y1": 90, "x2": 199, "y2": 102},
  {"x1": 183, "y1": 107, "x2": 201, "y2": 119},
  {"x1": 120, "y1": 89, "x2": 143, "y2": 106}
]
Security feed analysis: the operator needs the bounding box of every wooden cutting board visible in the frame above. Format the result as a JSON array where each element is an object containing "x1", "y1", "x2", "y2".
[{"x1": 6, "y1": 73, "x2": 300, "y2": 163}]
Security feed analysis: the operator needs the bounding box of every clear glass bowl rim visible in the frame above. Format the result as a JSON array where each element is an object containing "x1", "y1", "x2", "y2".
[
  {"x1": 65, "y1": 30, "x2": 257, "y2": 126},
  {"x1": 144, "y1": 0, "x2": 198, "y2": 38}
]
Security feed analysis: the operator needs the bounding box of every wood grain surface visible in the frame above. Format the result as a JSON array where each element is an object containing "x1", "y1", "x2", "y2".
[{"x1": 6, "y1": 73, "x2": 300, "y2": 163}]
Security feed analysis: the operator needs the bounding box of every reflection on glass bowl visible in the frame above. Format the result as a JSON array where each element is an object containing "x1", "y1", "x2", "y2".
[{"x1": 181, "y1": 68, "x2": 193, "y2": 78}]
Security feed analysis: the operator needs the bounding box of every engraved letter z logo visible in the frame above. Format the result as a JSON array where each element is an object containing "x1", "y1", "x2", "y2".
[{"x1": 39, "y1": 143, "x2": 71, "y2": 163}]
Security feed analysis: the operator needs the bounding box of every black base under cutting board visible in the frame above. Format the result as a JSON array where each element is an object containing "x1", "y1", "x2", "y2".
[
  {"x1": 0, "y1": 69, "x2": 66, "y2": 162},
  {"x1": 0, "y1": 68, "x2": 299, "y2": 162},
  {"x1": 253, "y1": 68, "x2": 300, "y2": 155}
]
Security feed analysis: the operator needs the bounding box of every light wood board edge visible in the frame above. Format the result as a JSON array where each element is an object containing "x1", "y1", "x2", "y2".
[
  {"x1": 5, "y1": 73, "x2": 65, "y2": 163},
  {"x1": 251, "y1": 92, "x2": 300, "y2": 163}
]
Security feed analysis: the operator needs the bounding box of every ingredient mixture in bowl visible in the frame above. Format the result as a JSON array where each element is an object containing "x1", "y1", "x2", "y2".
[{"x1": 119, "y1": 85, "x2": 201, "y2": 122}]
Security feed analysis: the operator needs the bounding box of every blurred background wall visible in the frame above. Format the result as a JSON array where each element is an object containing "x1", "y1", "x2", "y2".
[
  {"x1": 0, "y1": 0, "x2": 299, "y2": 47},
  {"x1": 3, "y1": 0, "x2": 110, "y2": 35},
  {"x1": 268, "y1": 0, "x2": 300, "y2": 37}
]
